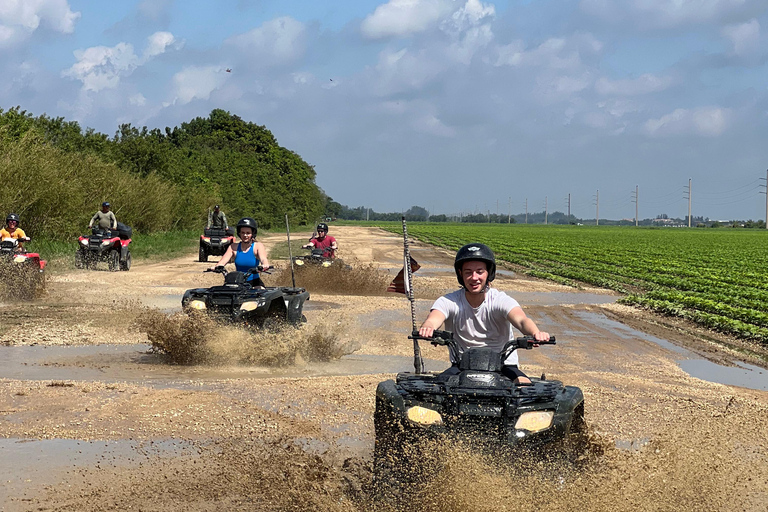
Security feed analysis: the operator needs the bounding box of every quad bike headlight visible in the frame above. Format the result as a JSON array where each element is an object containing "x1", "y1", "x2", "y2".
[
  {"x1": 202, "y1": 237, "x2": 210, "y2": 242},
  {"x1": 13, "y1": 255, "x2": 26, "y2": 263},
  {"x1": 406, "y1": 406, "x2": 443, "y2": 426},
  {"x1": 101, "y1": 240, "x2": 111, "y2": 246},
  {"x1": 514, "y1": 411, "x2": 554, "y2": 433},
  {"x1": 187, "y1": 300, "x2": 207, "y2": 310},
  {"x1": 321, "y1": 261, "x2": 332, "y2": 268},
  {"x1": 80, "y1": 239, "x2": 88, "y2": 246},
  {"x1": 240, "y1": 300, "x2": 265, "y2": 312},
  {"x1": 294, "y1": 259, "x2": 304, "y2": 266}
]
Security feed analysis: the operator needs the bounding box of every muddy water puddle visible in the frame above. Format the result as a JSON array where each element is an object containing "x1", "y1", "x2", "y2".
[
  {"x1": 0, "y1": 344, "x2": 447, "y2": 387},
  {"x1": 575, "y1": 311, "x2": 768, "y2": 391},
  {"x1": 0, "y1": 437, "x2": 197, "y2": 510}
]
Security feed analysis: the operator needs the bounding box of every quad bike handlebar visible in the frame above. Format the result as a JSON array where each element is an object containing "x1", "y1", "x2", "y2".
[
  {"x1": 409, "y1": 330, "x2": 556, "y2": 359},
  {"x1": 205, "y1": 265, "x2": 274, "y2": 276}
]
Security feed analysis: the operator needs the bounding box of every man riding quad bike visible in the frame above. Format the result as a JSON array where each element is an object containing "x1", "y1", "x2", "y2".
[
  {"x1": 0, "y1": 215, "x2": 47, "y2": 298},
  {"x1": 373, "y1": 330, "x2": 585, "y2": 478},
  {"x1": 373, "y1": 241, "x2": 585, "y2": 481},
  {"x1": 182, "y1": 265, "x2": 309, "y2": 328},
  {"x1": 75, "y1": 223, "x2": 132, "y2": 271}
]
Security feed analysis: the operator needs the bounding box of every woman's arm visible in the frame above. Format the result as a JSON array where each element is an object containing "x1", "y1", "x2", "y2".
[{"x1": 255, "y1": 242, "x2": 270, "y2": 268}]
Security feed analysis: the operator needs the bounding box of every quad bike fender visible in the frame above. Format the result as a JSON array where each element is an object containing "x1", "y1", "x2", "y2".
[
  {"x1": 376, "y1": 380, "x2": 406, "y2": 414},
  {"x1": 120, "y1": 244, "x2": 130, "y2": 262}
]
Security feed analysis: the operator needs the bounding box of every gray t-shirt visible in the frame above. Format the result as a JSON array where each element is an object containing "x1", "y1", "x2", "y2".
[
  {"x1": 431, "y1": 287, "x2": 522, "y2": 366},
  {"x1": 90, "y1": 211, "x2": 117, "y2": 229}
]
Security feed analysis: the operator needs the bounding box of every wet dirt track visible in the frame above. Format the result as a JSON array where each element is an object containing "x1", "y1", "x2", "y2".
[{"x1": 1, "y1": 226, "x2": 768, "y2": 511}]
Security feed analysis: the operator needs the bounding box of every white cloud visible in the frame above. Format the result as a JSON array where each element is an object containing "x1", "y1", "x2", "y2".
[
  {"x1": 171, "y1": 66, "x2": 229, "y2": 105},
  {"x1": 361, "y1": 0, "x2": 455, "y2": 39},
  {"x1": 580, "y1": 0, "x2": 754, "y2": 29},
  {"x1": 144, "y1": 31, "x2": 178, "y2": 59},
  {"x1": 62, "y1": 43, "x2": 139, "y2": 92},
  {"x1": 0, "y1": 0, "x2": 80, "y2": 46},
  {"x1": 595, "y1": 74, "x2": 673, "y2": 96},
  {"x1": 227, "y1": 17, "x2": 306, "y2": 66},
  {"x1": 62, "y1": 32, "x2": 180, "y2": 92},
  {"x1": 722, "y1": 19, "x2": 761, "y2": 56},
  {"x1": 644, "y1": 106, "x2": 731, "y2": 137},
  {"x1": 128, "y1": 93, "x2": 146, "y2": 106},
  {"x1": 495, "y1": 37, "x2": 588, "y2": 69}
]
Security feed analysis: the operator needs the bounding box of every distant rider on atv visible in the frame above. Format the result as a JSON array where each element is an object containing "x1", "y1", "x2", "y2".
[
  {"x1": 1, "y1": 213, "x2": 30, "y2": 251},
  {"x1": 210, "y1": 217, "x2": 270, "y2": 287},
  {"x1": 207, "y1": 205, "x2": 229, "y2": 230},
  {"x1": 418, "y1": 243, "x2": 549, "y2": 385},
  {"x1": 88, "y1": 202, "x2": 118, "y2": 232},
  {"x1": 302, "y1": 222, "x2": 337, "y2": 258}
]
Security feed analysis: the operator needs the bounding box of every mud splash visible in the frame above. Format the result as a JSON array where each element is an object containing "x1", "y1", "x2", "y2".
[
  {"x1": 271, "y1": 260, "x2": 394, "y2": 296},
  {"x1": 138, "y1": 310, "x2": 360, "y2": 366}
]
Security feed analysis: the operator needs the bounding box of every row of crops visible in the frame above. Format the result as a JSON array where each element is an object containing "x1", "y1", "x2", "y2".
[{"x1": 383, "y1": 223, "x2": 768, "y2": 344}]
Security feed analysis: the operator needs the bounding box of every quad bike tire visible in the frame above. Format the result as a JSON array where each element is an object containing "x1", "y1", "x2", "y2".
[
  {"x1": 108, "y1": 249, "x2": 120, "y2": 272},
  {"x1": 120, "y1": 251, "x2": 132, "y2": 271},
  {"x1": 74, "y1": 251, "x2": 84, "y2": 269},
  {"x1": 199, "y1": 245, "x2": 208, "y2": 262}
]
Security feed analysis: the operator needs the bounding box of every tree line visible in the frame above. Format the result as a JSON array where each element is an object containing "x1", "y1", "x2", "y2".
[{"x1": 0, "y1": 107, "x2": 327, "y2": 239}]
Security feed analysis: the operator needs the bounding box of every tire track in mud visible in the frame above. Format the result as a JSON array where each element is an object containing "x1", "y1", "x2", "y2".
[{"x1": 1, "y1": 226, "x2": 767, "y2": 511}]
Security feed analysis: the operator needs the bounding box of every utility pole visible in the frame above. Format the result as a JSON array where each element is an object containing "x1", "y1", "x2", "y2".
[
  {"x1": 685, "y1": 178, "x2": 692, "y2": 227},
  {"x1": 525, "y1": 198, "x2": 528, "y2": 224},
  {"x1": 567, "y1": 193, "x2": 571, "y2": 221},
  {"x1": 545, "y1": 196, "x2": 548, "y2": 225},
  {"x1": 631, "y1": 185, "x2": 639, "y2": 227},
  {"x1": 763, "y1": 169, "x2": 768, "y2": 229},
  {"x1": 366, "y1": 208, "x2": 369, "y2": 221},
  {"x1": 595, "y1": 189, "x2": 599, "y2": 226},
  {"x1": 508, "y1": 196, "x2": 511, "y2": 224}
]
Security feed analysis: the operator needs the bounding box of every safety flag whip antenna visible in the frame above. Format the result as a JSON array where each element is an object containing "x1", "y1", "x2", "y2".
[
  {"x1": 401, "y1": 216, "x2": 424, "y2": 374},
  {"x1": 285, "y1": 214, "x2": 296, "y2": 288}
]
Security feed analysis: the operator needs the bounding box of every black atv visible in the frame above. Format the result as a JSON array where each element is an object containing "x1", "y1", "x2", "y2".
[
  {"x1": 76, "y1": 224, "x2": 132, "y2": 271},
  {"x1": 292, "y1": 247, "x2": 333, "y2": 268},
  {"x1": 374, "y1": 330, "x2": 584, "y2": 477},
  {"x1": 181, "y1": 266, "x2": 309, "y2": 328},
  {"x1": 199, "y1": 227, "x2": 235, "y2": 262}
]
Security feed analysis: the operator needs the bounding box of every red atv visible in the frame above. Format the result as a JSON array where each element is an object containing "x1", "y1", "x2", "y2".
[
  {"x1": 76, "y1": 223, "x2": 132, "y2": 271},
  {"x1": 0, "y1": 237, "x2": 46, "y2": 298},
  {"x1": 199, "y1": 227, "x2": 235, "y2": 262}
]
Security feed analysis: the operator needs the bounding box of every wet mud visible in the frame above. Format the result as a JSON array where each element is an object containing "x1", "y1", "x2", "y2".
[{"x1": 1, "y1": 226, "x2": 768, "y2": 511}]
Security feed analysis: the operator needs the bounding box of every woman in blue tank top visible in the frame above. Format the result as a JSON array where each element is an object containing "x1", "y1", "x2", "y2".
[{"x1": 210, "y1": 217, "x2": 270, "y2": 286}]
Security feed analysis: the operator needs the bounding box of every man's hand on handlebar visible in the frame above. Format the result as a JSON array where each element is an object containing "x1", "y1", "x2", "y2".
[{"x1": 418, "y1": 325, "x2": 435, "y2": 338}]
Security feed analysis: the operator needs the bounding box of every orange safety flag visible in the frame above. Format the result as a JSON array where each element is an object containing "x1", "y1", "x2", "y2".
[{"x1": 387, "y1": 256, "x2": 420, "y2": 294}]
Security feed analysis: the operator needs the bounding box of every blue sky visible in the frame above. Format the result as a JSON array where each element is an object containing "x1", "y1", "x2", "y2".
[{"x1": 2, "y1": 0, "x2": 768, "y2": 221}]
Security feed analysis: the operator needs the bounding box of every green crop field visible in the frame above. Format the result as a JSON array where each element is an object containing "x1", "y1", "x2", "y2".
[{"x1": 381, "y1": 223, "x2": 768, "y2": 344}]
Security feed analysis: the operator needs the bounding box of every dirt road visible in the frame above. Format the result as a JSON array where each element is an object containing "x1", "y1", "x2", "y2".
[{"x1": 1, "y1": 226, "x2": 767, "y2": 511}]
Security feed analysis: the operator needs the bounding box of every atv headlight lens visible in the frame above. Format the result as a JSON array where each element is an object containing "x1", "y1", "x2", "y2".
[
  {"x1": 13, "y1": 255, "x2": 25, "y2": 263},
  {"x1": 202, "y1": 237, "x2": 210, "y2": 242},
  {"x1": 322, "y1": 261, "x2": 332, "y2": 267},
  {"x1": 187, "y1": 300, "x2": 207, "y2": 310},
  {"x1": 80, "y1": 239, "x2": 88, "y2": 246},
  {"x1": 406, "y1": 406, "x2": 443, "y2": 426},
  {"x1": 240, "y1": 300, "x2": 264, "y2": 311},
  {"x1": 294, "y1": 259, "x2": 304, "y2": 266},
  {"x1": 514, "y1": 411, "x2": 554, "y2": 433},
  {"x1": 101, "y1": 240, "x2": 111, "y2": 246}
]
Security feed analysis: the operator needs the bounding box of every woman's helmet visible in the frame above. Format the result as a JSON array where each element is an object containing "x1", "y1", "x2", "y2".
[
  {"x1": 317, "y1": 222, "x2": 329, "y2": 233},
  {"x1": 453, "y1": 243, "x2": 496, "y2": 287},
  {"x1": 6, "y1": 213, "x2": 19, "y2": 224},
  {"x1": 236, "y1": 217, "x2": 258, "y2": 236},
  {"x1": 102, "y1": 202, "x2": 110, "y2": 208}
]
